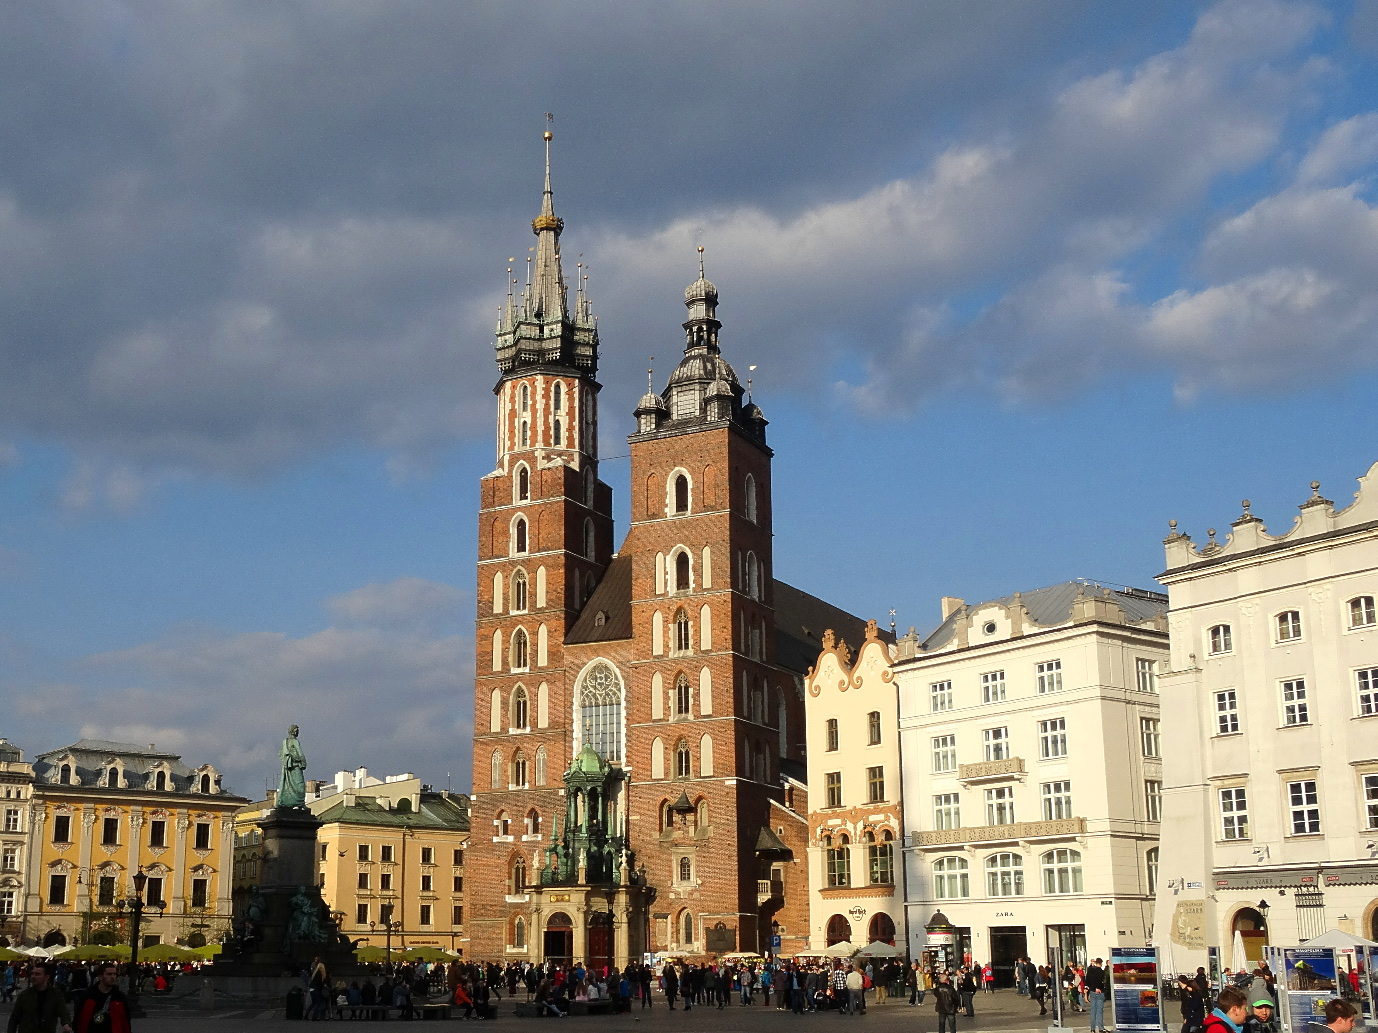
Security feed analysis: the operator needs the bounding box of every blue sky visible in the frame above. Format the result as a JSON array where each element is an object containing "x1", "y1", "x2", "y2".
[{"x1": 3, "y1": 0, "x2": 1378, "y2": 793}]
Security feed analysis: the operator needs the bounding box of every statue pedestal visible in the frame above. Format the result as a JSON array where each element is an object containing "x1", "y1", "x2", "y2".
[{"x1": 206, "y1": 807, "x2": 359, "y2": 996}]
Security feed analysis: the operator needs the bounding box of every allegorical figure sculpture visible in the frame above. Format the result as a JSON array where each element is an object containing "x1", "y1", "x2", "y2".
[
  {"x1": 284, "y1": 885, "x2": 325, "y2": 950},
  {"x1": 277, "y1": 724, "x2": 308, "y2": 809}
]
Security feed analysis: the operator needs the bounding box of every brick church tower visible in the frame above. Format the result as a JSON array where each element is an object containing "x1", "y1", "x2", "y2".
[
  {"x1": 467, "y1": 137, "x2": 881, "y2": 966},
  {"x1": 468, "y1": 131, "x2": 615, "y2": 959}
]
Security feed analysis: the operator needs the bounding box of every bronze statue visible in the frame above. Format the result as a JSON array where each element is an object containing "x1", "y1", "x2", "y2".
[{"x1": 277, "y1": 724, "x2": 307, "y2": 809}]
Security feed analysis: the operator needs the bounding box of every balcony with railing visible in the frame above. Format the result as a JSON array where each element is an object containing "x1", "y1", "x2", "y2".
[{"x1": 957, "y1": 757, "x2": 1026, "y2": 784}]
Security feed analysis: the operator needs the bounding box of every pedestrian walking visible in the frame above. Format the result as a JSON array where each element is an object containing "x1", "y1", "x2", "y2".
[
  {"x1": 957, "y1": 967, "x2": 977, "y2": 1016},
  {"x1": 6, "y1": 961, "x2": 71, "y2": 1033},
  {"x1": 72, "y1": 963, "x2": 131, "y2": 1033},
  {"x1": 934, "y1": 974, "x2": 960, "y2": 1033},
  {"x1": 1085, "y1": 957, "x2": 1108, "y2": 1033}
]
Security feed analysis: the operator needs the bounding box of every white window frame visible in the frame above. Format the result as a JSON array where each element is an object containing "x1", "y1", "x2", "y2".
[
  {"x1": 933, "y1": 793, "x2": 960, "y2": 830},
  {"x1": 1357, "y1": 668, "x2": 1378, "y2": 718},
  {"x1": 983, "y1": 727, "x2": 1010, "y2": 761},
  {"x1": 1144, "y1": 779, "x2": 1162, "y2": 821},
  {"x1": 1286, "y1": 778, "x2": 1320, "y2": 835},
  {"x1": 1136, "y1": 658, "x2": 1158, "y2": 692},
  {"x1": 1041, "y1": 780, "x2": 1072, "y2": 821},
  {"x1": 1040, "y1": 848, "x2": 1083, "y2": 895},
  {"x1": 981, "y1": 670, "x2": 1007, "y2": 704},
  {"x1": 1208, "y1": 624, "x2": 1233, "y2": 655},
  {"x1": 1281, "y1": 678, "x2": 1309, "y2": 726},
  {"x1": 933, "y1": 856, "x2": 969, "y2": 899},
  {"x1": 1219, "y1": 786, "x2": 1249, "y2": 840},
  {"x1": 985, "y1": 786, "x2": 1015, "y2": 826},
  {"x1": 930, "y1": 680, "x2": 954, "y2": 713},
  {"x1": 984, "y1": 851, "x2": 1024, "y2": 896},
  {"x1": 1349, "y1": 596, "x2": 1376, "y2": 629},
  {"x1": 1275, "y1": 610, "x2": 1303, "y2": 643},
  {"x1": 1035, "y1": 659, "x2": 1063, "y2": 694},
  {"x1": 1215, "y1": 690, "x2": 1240, "y2": 734},
  {"x1": 932, "y1": 735, "x2": 957, "y2": 774},
  {"x1": 1038, "y1": 717, "x2": 1067, "y2": 759},
  {"x1": 1140, "y1": 717, "x2": 1161, "y2": 758},
  {"x1": 1364, "y1": 773, "x2": 1378, "y2": 830}
]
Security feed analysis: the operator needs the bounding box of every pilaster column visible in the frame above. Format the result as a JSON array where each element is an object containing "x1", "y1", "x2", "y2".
[
  {"x1": 217, "y1": 817, "x2": 235, "y2": 920},
  {"x1": 171, "y1": 810, "x2": 189, "y2": 915},
  {"x1": 77, "y1": 806, "x2": 96, "y2": 912},
  {"x1": 126, "y1": 807, "x2": 144, "y2": 889}
]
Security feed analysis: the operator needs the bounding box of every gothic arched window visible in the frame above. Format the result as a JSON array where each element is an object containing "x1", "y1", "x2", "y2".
[
  {"x1": 511, "y1": 686, "x2": 529, "y2": 730},
  {"x1": 514, "y1": 518, "x2": 528, "y2": 554},
  {"x1": 678, "y1": 857, "x2": 692, "y2": 882},
  {"x1": 510, "y1": 750, "x2": 527, "y2": 788},
  {"x1": 745, "y1": 473, "x2": 757, "y2": 523},
  {"x1": 553, "y1": 418, "x2": 562, "y2": 445},
  {"x1": 512, "y1": 570, "x2": 528, "y2": 613},
  {"x1": 674, "y1": 474, "x2": 689, "y2": 514},
  {"x1": 511, "y1": 629, "x2": 529, "y2": 671},
  {"x1": 513, "y1": 915, "x2": 526, "y2": 947},
  {"x1": 534, "y1": 746, "x2": 547, "y2": 786},
  {"x1": 520, "y1": 420, "x2": 529, "y2": 447},
  {"x1": 675, "y1": 674, "x2": 691, "y2": 716},
  {"x1": 520, "y1": 383, "x2": 529, "y2": 412},
  {"x1": 674, "y1": 740, "x2": 691, "y2": 778},
  {"x1": 553, "y1": 382, "x2": 563, "y2": 412},
  {"x1": 491, "y1": 751, "x2": 503, "y2": 791},
  {"x1": 681, "y1": 910, "x2": 694, "y2": 946},
  {"x1": 527, "y1": 809, "x2": 541, "y2": 836},
  {"x1": 576, "y1": 662, "x2": 623, "y2": 762},
  {"x1": 584, "y1": 518, "x2": 595, "y2": 561},
  {"x1": 675, "y1": 551, "x2": 690, "y2": 592},
  {"x1": 674, "y1": 609, "x2": 691, "y2": 654},
  {"x1": 516, "y1": 465, "x2": 530, "y2": 502}
]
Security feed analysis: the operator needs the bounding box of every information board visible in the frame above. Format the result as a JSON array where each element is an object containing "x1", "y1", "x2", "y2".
[
  {"x1": 1283, "y1": 947, "x2": 1341, "y2": 1033},
  {"x1": 1111, "y1": 947, "x2": 1165, "y2": 1033}
]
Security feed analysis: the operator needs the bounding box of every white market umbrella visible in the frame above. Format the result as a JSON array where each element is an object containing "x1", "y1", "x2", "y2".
[
  {"x1": 824, "y1": 941, "x2": 858, "y2": 958},
  {"x1": 25, "y1": 946, "x2": 52, "y2": 957},
  {"x1": 1231, "y1": 930, "x2": 1248, "y2": 973},
  {"x1": 855, "y1": 941, "x2": 904, "y2": 958},
  {"x1": 1302, "y1": 930, "x2": 1378, "y2": 949},
  {"x1": 1158, "y1": 939, "x2": 1177, "y2": 982}
]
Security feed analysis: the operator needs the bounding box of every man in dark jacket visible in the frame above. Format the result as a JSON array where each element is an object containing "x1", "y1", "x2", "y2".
[
  {"x1": 6, "y1": 961, "x2": 72, "y2": 1033},
  {"x1": 957, "y1": 968, "x2": 977, "y2": 1016},
  {"x1": 73, "y1": 963, "x2": 130, "y2": 1033},
  {"x1": 663, "y1": 963, "x2": 679, "y2": 1010},
  {"x1": 934, "y1": 975, "x2": 960, "y2": 1033},
  {"x1": 1084, "y1": 958, "x2": 1108, "y2": 1033}
]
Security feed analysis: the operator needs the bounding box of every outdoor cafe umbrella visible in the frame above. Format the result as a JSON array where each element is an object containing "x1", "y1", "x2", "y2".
[
  {"x1": 355, "y1": 945, "x2": 392, "y2": 963},
  {"x1": 0, "y1": 946, "x2": 26, "y2": 961},
  {"x1": 66, "y1": 943, "x2": 132, "y2": 961},
  {"x1": 1231, "y1": 930, "x2": 1249, "y2": 973},
  {"x1": 824, "y1": 941, "x2": 858, "y2": 958},
  {"x1": 402, "y1": 946, "x2": 454, "y2": 963},
  {"x1": 138, "y1": 943, "x2": 200, "y2": 963},
  {"x1": 854, "y1": 941, "x2": 904, "y2": 959}
]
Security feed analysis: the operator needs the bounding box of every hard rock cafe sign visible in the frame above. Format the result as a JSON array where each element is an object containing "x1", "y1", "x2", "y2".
[{"x1": 847, "y1": 907, "x2": 868, "y2": 921}]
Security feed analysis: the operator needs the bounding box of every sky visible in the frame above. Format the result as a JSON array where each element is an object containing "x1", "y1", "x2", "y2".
[{"x1": 3, "y1": 0, "x2": 1378, "y2": 796}]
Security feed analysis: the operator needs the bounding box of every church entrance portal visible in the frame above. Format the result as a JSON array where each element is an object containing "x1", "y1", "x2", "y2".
[
  {"x1": 587, "y1": 911, "x2": 613, "y2": 974},
  {"x1": 545, "y1": 912, "x2": 573, "y2": 964}
]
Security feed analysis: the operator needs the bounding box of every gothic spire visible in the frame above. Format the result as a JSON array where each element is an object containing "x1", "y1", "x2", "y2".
[{"x1": 529, "y1": 130, "x2": 566, "y2": 323}]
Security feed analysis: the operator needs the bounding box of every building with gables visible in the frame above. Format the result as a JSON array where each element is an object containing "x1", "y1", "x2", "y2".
[
  {"x1": 23, "y1": 739, "x2": 245, "y2": 947},
  {"x1": 467, "y1": 133, "x2": 878, "y2": 967},
  {"x1": 1153, "y1": 464, "x2": 1378, "y2": 966},
  {"x1": 803, "y1": 622, "x2": 904, "y2": 952}
]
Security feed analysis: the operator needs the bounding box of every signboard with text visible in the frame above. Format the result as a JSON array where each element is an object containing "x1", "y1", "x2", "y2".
[
  {"x1": 1283, "y1": 947, "x2": 1341, "y2": 1033},
  {"x1": 1111, "y1": 947, "x2": 1165, "y2": 1033}
]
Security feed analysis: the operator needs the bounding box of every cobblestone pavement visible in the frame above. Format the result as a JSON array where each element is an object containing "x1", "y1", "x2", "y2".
[{"x1": 2, "y1": 989, "x2": 1107, "y2": 1032}]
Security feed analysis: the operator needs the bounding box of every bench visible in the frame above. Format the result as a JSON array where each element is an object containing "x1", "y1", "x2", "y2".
[
  {"x1": 420, "y1": 1003, "x2": 452, "y2": 1020},
  {"x1": 569, "y1": 999, "x2": 614, "y2": 1016}
]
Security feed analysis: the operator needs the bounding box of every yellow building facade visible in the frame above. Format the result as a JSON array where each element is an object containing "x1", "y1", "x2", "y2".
[
  {"x1": 23, "y1": 739, "x2": 245, "y2": 947},
  {"x1": 235, "y1": 773, "x2": 470, "y2": 954}
]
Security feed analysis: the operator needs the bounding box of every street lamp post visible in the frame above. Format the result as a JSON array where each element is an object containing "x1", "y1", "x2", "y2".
[{"x1": 118, "y1": 869, "x2": 164, "y2": 1018}]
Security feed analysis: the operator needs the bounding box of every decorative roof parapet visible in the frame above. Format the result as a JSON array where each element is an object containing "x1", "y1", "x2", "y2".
[{"x1": 1162, "y1": 461, "x2": 1378, "y2": 573}]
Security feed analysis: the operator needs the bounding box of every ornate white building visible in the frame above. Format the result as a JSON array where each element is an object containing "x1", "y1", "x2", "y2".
[
  {"x1": 1153, "y1": 465, "x2": 1378, "y2": 967},
  {"x1": 803, "y1": 622, "x2": 903, "y2": 951},
  {"x1": 895, "y1": 583, "x2": 1167, "y2": 984}
]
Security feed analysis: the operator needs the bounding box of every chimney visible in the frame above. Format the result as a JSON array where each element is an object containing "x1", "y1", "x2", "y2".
[
  {"x1": 265, "y1": 789, "x2": 277, "y2": 806},
  {"x1": 941, "y1": 596, "x2": 965, "y2": 621}
]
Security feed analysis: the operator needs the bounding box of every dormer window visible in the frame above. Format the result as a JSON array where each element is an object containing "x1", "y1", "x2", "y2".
[
  {"x1": 59, "y1": 765, "x2": 72, "y2": 785},
  {"x1": 155, "y1": 770, "x2": 167, "y2": 791},
  {"x1": 199, "y1": 774, "x2": 212, "y2": 794},
  {"x1": 106, "y1": 768, "x2": 119, "y2": 788}
]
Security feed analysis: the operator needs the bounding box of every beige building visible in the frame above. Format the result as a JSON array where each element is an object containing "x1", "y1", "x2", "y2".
[
  {"x1": 236, "y1": 768, "x2": 470, "y2": 954},
  {"x1": 804, "y1": 622, "x2": 904, "y2": 950},
  {"x1": 895, "y1": 583, "x2": 1167, "y2": 982},
  {"x1": 0, "y1": 739, "x2": 35, "y2": 946},
  {"x1": 1153, "y1": 465, "x2": 1378, "y2": 966},
  {"x1": 23, "y1": 739, "x2": 244, "y2": 948}
]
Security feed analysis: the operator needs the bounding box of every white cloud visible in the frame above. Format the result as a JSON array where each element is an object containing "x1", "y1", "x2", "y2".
[{"x1": 325, "y1": 576, "x2": 465, "y2": 629}]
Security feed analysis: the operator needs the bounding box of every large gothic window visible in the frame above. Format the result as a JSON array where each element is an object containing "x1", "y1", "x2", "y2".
[
  {"x1": 516, "y1": 465, "x2": 530, "y2": 502},
  {"x1": 512, "y1": 570, "x2": 528, "y2": 613},
  {"x1": 576, "y1": 662, "x2": 623, "y2": 762},
  {"x1": 745, "y1": 474, "x2": 757, "y2": 523},
  {"x1": 514, "y1": 518, "x2": 528, "y2": 554},
  {"x1": 510, "y1": 686, "x2": 529, "y2": 730},
  {"x1": 511, "y1": 629, "x2": 529, "y2": 671},
  {"x1": 675, "y1": 674, "x2": 691, "y2": 716},
  {"x1": 510, "y1": 750, "x2": 527, "y2": 788}
]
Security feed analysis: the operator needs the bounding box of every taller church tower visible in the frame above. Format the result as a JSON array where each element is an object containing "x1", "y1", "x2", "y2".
[{"x1": 469, "y1": 133, "x2": 614, "y2": 958}]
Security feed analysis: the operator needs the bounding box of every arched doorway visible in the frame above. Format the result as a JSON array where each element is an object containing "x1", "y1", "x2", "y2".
[
  {"x1": 868, "y1": 912, "x2": 896, "y2": 946},
  {"x1": 826, "y1": 914, "x2": 851, "y2": 946},
  {"x1": 587, "y1": 911, "x2": 613, "y2": 975},
  {"x1": 1231, "y1": 906, "x2": 1269, "y2": 967},
  {"x1": 41, "y1": 929, "x2": 67, "y2": 948},
  {"x1": 545, "y1": 912, "x2": 573, "y2": 964}
]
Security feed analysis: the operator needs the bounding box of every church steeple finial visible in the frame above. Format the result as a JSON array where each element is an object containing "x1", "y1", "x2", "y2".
[{"x1": 529, "y1": 122, "x2": 566, "y2": 323}]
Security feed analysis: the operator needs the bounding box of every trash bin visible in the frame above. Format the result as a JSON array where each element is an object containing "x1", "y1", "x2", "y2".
[{"x1": 285, "y1": 986, "x2": 305, "y2": 1020}]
